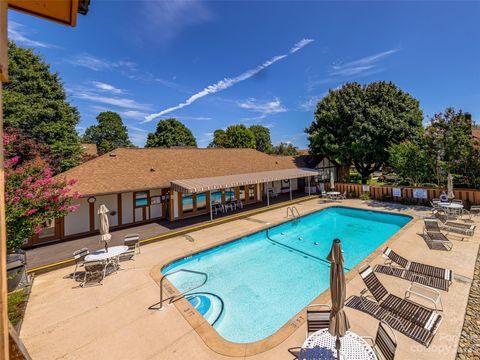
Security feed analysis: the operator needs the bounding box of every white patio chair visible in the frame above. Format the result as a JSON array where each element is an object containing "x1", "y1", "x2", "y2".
[
  {"x1": 73, "y1": 248, "x2": 89, "y2": 280},
  {"x1": 120, "y1": 234, "x2": 140, "y2": 261},
  {"x1": 81, "y1": 260, "x2": 110, "y2": 287}
]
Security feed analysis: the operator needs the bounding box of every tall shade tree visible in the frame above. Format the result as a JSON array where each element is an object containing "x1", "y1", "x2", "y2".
[
  {"x1": 208, "y1": 129, "x2": 229, "y2": 148},
  {"x1": 388, "y1": 141, "x2": 434, "y2": 186},
  {"x1": 249, "y1": 125, "x2": 273, "y2": 153},
  {"x1": 224, "y1": 124, "x2": 256, "y2": 148},
  {"x1": 424, "y1": 108, "x2": 474, "y2": 181},
  {"x1": 3, "y1": 41, "x2": 81, "y2": 172},
  {"x1": 83, "y1": 111, "x2": 134, "y2": 155},
  {"x1": 145, "y1": 118, "x2": 197, "y2": 148},
  {"x1": 306, "y1": 81, "x2": 423, "y2": 183}
]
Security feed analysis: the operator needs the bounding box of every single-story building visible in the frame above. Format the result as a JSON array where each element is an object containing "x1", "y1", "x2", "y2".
[{"x1": 27, "y1": 148, "x2": 347, "y2": 247}]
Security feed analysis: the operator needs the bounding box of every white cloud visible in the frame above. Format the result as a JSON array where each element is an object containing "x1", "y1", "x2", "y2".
[
  {"x1": 129, "y1": 131, "x2": 149, "y2": 147},
  {"x1": 68, "y1": 54, "x2": 112, "y2": 71},
  {"x1": 68, "y1": 55, "x2": 182, "y2": 92},
  {"x1": 300, "y1": 97, "x2": 318, "y2": 111},
  {"x1": 8, "y1": 21, "x2": 54, "y2": 48},
  {"x1": 126, "y1": 124, "x2": 149, "y2": 133},
  {"x1": 197, "y1": 131, "x2": 215, "y2": 147},
  {"x1": 181, "y1": 116, "x2": 212, "y2": 121},
  {"x1": 145, "y1": 38, "x2": 314, "y2": 122},
  {"x1": 91, "y1": 81, "x2": 124, "y2": 94},
  {"x1": 290, "y1": 39, "x2": 315, "y2": 54},
  {"x1": 329, "y1": 49, "x2": 398, "y2": 77},
  {"x1": 238, "y1": 98, "x2": 287, "y2": 117},
  {"x1": 74, "y1": 91, "x2": 150, "y2": 110},
  {"x1": 141, "y1": 0, "x2": 213, "y2": 43},
  {"x1": 121, "y1": 110, "x2": 149, "y2": 120},
  {"x1": 88, "y1": 105, "x2": 149, "y2": 121},
  {"x1": 299, "y1": 93, "x2": 327, "y2": 111},
  {"x1": 68, "y1": 54, "x2": 137, "y2": 72}
]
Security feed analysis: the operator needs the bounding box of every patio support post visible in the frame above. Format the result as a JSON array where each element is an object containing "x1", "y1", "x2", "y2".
[
  {"x1": 209, "y1": 191, "x2": 213, "y2": 222},
  {"x1": 266, "y1": 183, "x2": 270, "y2": 207},
  {"x1": 307, "y1": 176, "x2": 311, "y2": 196},
  {"x1": 289, "y1": 179, "x2": 292, "y2": 201}
]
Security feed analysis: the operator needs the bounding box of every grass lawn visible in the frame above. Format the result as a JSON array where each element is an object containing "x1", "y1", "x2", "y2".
[{"x1": 8, "y1": 289, "x2": 28, "y2": 327}]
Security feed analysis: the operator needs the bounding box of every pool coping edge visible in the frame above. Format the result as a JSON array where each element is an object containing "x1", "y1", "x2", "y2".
[{"x1": 149, "y1": 201, "x2": 419, "y2": 357}]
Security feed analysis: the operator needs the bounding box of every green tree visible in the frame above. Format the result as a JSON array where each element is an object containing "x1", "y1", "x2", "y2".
[
  {"x1": 83, "y1": 111, "x2": 134, "y2": 155},
  {"x1": 224, "y1": 124, "x2": 256, "y2": 148},
  {"x1": 3, "y1": 41, "x2": 81, "y2": 172},
  {"x1": 424, "y1": 108, "x2": 474, "y2": 182},
  {"x1": 306, "y1": 81, "x2": 423, "y2": 183},
  {"x1": 208, "y1": 129, "x2": 229, "y2": 148},
  {"x1": 249, "y1": 125, "x2": 273, "y2": 153},
  {"x1": 270, "y1": 142, "x2": 299, "y2": 155},
  {"x1": 145, "y1": 118, "x2": 197, "y2": 148},
  {"x1": 388, "y1": 141, "x2": 434, "y2": 186}
]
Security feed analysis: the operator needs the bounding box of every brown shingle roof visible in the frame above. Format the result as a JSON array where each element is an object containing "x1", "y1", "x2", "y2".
[
  {"x1": 80, "y1": 144, "x2": 98, "y2": 157},
  {"x1": 57, "y1": 148, "x2": 312, "y2": 196},
  {"x1": 473, "y1": 128, "x2": 480, "y2": 141}
]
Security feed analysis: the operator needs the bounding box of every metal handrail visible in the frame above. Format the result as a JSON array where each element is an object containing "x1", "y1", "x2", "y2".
[
  {"x1": 159, "y1": 269, "x2": 208, "y2": 310},
  {"x1": 291, "y1": 206, "x2": 300, "y2": 218},
  {"x1": 286, "y1": 206, "x2": 300, "y2": 218}
]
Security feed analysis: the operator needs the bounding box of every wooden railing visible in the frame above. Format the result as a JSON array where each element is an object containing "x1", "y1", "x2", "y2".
[{"x1": 328, "y1": 182, "x2": 480, "y2": 206}]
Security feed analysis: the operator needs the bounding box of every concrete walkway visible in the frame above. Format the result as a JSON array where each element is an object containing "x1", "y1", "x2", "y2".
[{"x1": 20, "y1": 199, "x2": 479, "y2": 360}]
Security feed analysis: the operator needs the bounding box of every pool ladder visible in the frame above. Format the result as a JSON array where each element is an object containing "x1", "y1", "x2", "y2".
[
  {"x1": 159, "y1": 269, "x2": 208, "y2": 310},
  {"x1": 286, "y1": 206, "x2": 300, "y2": 219}
]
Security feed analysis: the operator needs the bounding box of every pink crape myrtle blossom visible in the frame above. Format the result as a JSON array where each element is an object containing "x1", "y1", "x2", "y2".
[{"x1": 4, "y1": 133, "x2": 81, "y2": 249}]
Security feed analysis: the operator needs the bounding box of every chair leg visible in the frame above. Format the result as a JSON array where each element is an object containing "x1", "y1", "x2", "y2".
[{"x1": 73, "y1": 263, "x2": 78, "y2": 279}]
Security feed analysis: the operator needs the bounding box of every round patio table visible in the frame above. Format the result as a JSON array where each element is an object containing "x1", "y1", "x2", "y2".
[
  {"x1": 326, "y1": 192, "x2": 341, "y2": 196},
  {"x1": 300, "y1": 329, "x2": 377, "y2": 360},
  {"x1": 439, "y1": 202, "x2": 463, "y2": 217},
  {"x1": 85, "y1": 245, "x2": 128, "y2": 262}
]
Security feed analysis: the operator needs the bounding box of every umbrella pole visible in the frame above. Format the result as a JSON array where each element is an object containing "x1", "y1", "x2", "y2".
[
  {"x1": 336, "y1": 337, "x2": 341, "y2": 359},
  {"x1": 104, "y1": 242, "x2": 108, "y2": 252}
]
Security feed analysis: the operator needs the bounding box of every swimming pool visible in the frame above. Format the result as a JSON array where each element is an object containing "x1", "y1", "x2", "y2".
[{"x1": 162, "y1": 206, "x2": 411, "y2": 343}]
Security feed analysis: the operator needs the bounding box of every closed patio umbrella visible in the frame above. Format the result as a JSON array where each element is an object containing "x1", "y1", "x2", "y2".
[
  {"x1": 447, "y1": 173, "x2": 455, "y2": 200},
  {"x1": 327, "y1": 238, "x2": 350, "y2": 360},
  {"x1": 98, "y1": 204, "x2": 111, "y2": 252},
  {"x1": 330, "y1": 171, "x2": 335, "y2": 191}
]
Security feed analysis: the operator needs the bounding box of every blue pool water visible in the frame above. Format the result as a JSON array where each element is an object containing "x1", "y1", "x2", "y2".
[{"x1": 162, "y1": 206, "x2": 411, "y2": 343}]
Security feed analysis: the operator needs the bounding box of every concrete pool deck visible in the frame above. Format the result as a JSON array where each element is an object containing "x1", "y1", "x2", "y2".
[{"x1": 20, "y1": 199, "x2": 479, "y2": 359}]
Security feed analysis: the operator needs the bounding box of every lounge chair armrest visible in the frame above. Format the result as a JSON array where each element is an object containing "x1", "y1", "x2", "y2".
[
  {"x1": 405, "y1": 282, "x2": 443, "y2": 311},
  {"x1": 361, "y1": 336, "x2": 375, "y2": 346},
  {"x1": 360, "y1": 288, "x2": 370, "y2": 297},
  {"x1": 408, "y1": 282, "x2": 441, "y2": 296}
]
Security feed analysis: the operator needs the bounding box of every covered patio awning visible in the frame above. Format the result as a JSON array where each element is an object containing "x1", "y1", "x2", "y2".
[{"x1": 171, "y1": 168, "x2": 319, "y2": 194}]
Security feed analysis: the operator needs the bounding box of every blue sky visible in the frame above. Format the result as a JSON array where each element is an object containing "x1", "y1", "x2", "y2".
[{"x1": 8, "y1": 1, "x2": 480, "y2": 148}]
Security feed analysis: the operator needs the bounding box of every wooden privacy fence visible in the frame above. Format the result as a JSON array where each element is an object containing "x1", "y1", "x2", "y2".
[{"x1": 327, "y1": 182, "x2": 480, "y2": 206}]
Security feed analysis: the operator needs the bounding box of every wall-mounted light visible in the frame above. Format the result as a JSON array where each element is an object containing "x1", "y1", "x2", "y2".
[{"x1": 87, "y1": 196, "x2": 96, "y2": 204}]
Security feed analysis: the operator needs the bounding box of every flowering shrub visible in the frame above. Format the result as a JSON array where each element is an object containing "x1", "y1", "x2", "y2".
[{"x1": 4, "y1": 133, "x2": 80, "y2": 250}]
